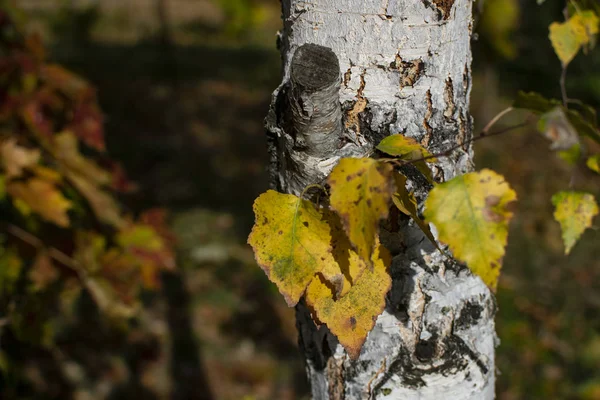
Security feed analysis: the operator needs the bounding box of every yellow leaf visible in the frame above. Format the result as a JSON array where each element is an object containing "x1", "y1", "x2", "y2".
[
  {"x1": 550, "y1": 11, "x2": 599, "y2": 65},
  {"x1": 552, "y1": 191, "x2": 598, "y2": 254},
  {"x1": 319, "y1": 211, "x2": 370, "y2": 298},
  {"x1": 587, "y1": 155, "x2": 600, "y2": 174},
  {"x1": 392, "y1": 173, "x2": 439, "y2": 251},
  {"x1": 305, "y1": 241, "x2": 391, "y2": 359},
  {"x1": 52, "y1": 131, "x2": 110, "y2": 185},
  {"x1": 0, "y1": 139, "x2": 40, "y2": 179},
  {"x1": 8, "y1": 178, "x2": 71, "y2": 227},
  {"x1": 376, "y1": 134, "x2": 436, "y2": 182},
  {"x1": 424, "y1": 169, "x2": 517, "y2": 290},
  {"x1": 328, "y1": 158, "x2": 394, "y2": 264},
  {"x1": 248, "y1": 190, "x2": 335, "y2": 306},
  {"x1": 67, "y1": 172, "x2": 124, "y2": 228},
  {"x1": 571, "y1": 11, "x2": 599, "y2": 46}
]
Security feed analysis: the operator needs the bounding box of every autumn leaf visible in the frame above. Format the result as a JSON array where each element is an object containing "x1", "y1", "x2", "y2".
[
  {"x1": 376, "y1": 134, "x2": 436, "y2": 182},
  {"x1": 305, "y1": 241, "x2": 391, "y2": 359},
  {"x1": 52, "y1": 131, "x2": 110, "y2": 185},
  {"x1": 0, "y1": 139, "x2": 40, "y2": 179},
  {"x1": 29, "y1": 251, "x2": 59, "y2": 291},
  {"x1": 248, "y1": 190, "x2": 335, "y2": 307},
  {"x1": 7, "y1": 178, "x2": 71, "y2": 227},
  {"x1": 424, "y1": 169, "x2": 517, "y2": 290},
  {"x1": 552, "y1": 191, "x2": 598, "y2": 254},
  {"x1": 550, "y1": 11, "x2": 599, "y2": 65},
  {"x1": 117, "y1": 223, "x2": 176, "y2": 289},
  {"x1": 319, "y1": 211, "x2": 370, "y2": 298},
  {"x1": 328, "y1": 158, "x2": 394, "y2": 264},
  {"x1": 67, "y1": 172, "x2": 124, "y2": 228},
  {"x1": 392, "y1": 173, "x2": 439, "y2": 250},
  {"x1": 587, "y1": 155, "x2": 600, "y2": 174}
]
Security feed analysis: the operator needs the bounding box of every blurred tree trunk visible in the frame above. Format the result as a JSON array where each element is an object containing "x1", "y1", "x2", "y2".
[{"x1": 265, "y1": 1, "x2": 497, "y2": 398}]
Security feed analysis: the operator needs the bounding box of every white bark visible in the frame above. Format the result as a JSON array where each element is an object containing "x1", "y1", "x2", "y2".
[{"x1": 266, "y1": 1, "x2": 496, "y2": 399}]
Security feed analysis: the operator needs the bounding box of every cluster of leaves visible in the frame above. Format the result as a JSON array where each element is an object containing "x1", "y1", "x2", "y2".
[
  {"x1": 248, "y1": 136, "x2": 517, "y2": 358},
  {"x1": 0, "y1": 9, "x2": 175, "y2": 352},
  {"x1": 248, "y1": 1, "x2": 600, "y2": 359}
]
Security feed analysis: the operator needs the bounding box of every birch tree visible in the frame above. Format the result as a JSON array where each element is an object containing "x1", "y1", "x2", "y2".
[{"x1": 259, "y1": 1, "x2": 496, "y2": 398}]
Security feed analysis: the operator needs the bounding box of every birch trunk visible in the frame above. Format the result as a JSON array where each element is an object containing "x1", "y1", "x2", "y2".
[{"x1": 265, "y1": 1, "x2": 497, "y2": 398}]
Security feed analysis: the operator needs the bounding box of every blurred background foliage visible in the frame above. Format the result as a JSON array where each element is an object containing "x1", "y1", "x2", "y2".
[{"x1": 0, "y1": 0, "x2": 598, "y2": 399}]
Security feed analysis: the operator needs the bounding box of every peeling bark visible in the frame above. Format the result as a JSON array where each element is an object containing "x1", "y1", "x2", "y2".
[{"x1": 266, "y1": 0, "x2": 495, "y2": 398}]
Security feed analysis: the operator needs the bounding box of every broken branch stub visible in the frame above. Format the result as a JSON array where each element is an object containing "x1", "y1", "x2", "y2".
[{"x1": 288, "y1": 43, "x2": 342, "y2": 158}]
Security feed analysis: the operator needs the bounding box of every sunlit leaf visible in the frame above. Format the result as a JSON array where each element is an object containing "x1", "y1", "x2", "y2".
[
  {"x1": 552, "y1": 191, "x2": 598, "y2": 254},
  {"x1": 0, "y1": 139, "x2": 40, "y2": 179},
  {"x1": 248, "y1": 190, "x2": 335, "y2": 306},
  {"x1": 7, "y1": 178, "x2": 71, "y2": 227},
  {"x1": 328, "y1": 158, "x2": 394, "y2": 264},
  {"x1": 318, "y1": 211, "x2": 370, "y2": 298},
  {"x1": 305, "y1": 241, "x2": 391, "y2": 359},
  {"x1": 376, "y1": 134, "x2": 435, "y2": 182},
  {"x1": 549, "y1": 11, "x2": 599, "y2": 65},
  {"x1": 424, "y1": 169, "x2": 517, "y2": 290}
]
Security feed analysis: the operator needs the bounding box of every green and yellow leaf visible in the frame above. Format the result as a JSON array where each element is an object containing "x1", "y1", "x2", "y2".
[
  {"x1": 549, "y1": 11, "x2": 599, "y2": 65},
  {"x1": 248, "y1": 190, "x2": 335, "y2": 306},
  {"x1": 424, "y1": 169, "x2": 517, "y2": 290},
  {"x1": 305, "y1": 241, "x2": 391, "y2": 359},
  {"x1": 552, "y1": 191, "x2": 598, "y2": 254},
  {"x1": 376, "y1": 134, "x2": 436, "y2": 182},
  {"x1": 328, "y1": 158, "x2": 394, "y2": 264},
  {"x1": 7, "y1": 178, "x2": 71, "y2": 227}
]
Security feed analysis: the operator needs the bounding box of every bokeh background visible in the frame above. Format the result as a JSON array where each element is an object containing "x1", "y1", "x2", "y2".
[{"x1": 2, "y1": 0, "x2": 600, "y2": 399}]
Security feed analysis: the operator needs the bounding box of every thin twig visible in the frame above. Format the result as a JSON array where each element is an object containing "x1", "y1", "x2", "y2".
[
  {"x1": 395, "y1": 121, "x2": 531, "y2": 168},
  {"x1": 482, "y1": 107, "x2": 514, "y2": 134},
  {"x1": 560, "y1": 65, "x2": 569, "y2": 107},
  {"x1": 5, "y1": 224, "x2": 81, "y2": 274}
]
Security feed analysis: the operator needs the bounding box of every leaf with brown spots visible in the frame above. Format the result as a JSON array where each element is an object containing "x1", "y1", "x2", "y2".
[
  {"x1": 552, "y1": 191, "x2": 598, "y2": 254},
  {"x1": 376, "y1": 134, "x2": 436, "y2": 182},
  {"x1": 424, "y1": 169, "x2": 517, "y2": 290},
  {"x1": 305, "y1": 241, "x2": 391, "y2": 359},
  {"x1": 248, "y1": 190, "x2": 337, "y2": 306},
  {"x1": 328, "y1": 158, "x2": 394, "y2": 265}
]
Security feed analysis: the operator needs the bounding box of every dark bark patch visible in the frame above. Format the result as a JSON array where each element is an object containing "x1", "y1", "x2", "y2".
[
  {"x1": 455, "y1": 301, "x2": 484, "y2": 330},
  {"x1": 421, "y1": 0, "x2": 455, "y2": 20},
  {"x1": 415, "y1": 338, "x2": 437, "y2": 361}
]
